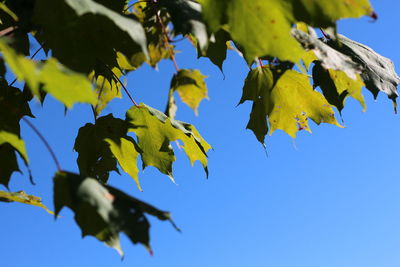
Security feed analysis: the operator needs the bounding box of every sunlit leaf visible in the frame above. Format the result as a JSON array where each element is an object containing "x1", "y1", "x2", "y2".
[
  {"x1": 126, "y1": 104, "x2": 211, "y2": 180},
  {"x1": 313, "y1": 62, "x2": 366, "y2": 113},
  {"x1": 0, "y1": 41, "x2": 97, "y2": 108},
  {"x1": 170, "y1": 69, "x2": 208, "y2": 115},
  {"x1": 74, "y1": 115, "x2": 140, "y2": 187},
  {"x1": 240, "y1": 66, "x2": 341, "y2": 144},
  {"x1": 0, "y1": 190, "x2": 53, "y2": 214}
]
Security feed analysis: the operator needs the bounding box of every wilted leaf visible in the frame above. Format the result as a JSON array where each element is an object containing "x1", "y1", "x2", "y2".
[
  {"x1": 0, "y1": 41, "x2": 97, "y2": 108},
  {"x1": 54, "y1": 171, "x2": 178, "y2": 256},
  {"x1": 126, "y1": 104, "x2": 211, "y2": 179},
  {"x1": 170, "y1": 69, "x2": 208, "y2": 115},
  {"x1": 313, "y1": 62, "x2": 366, "y2": 113},
  {"x1": 240, "y1": 66, "x2": 341, "y2": 144},
  {"x1": 0, "y1": 190, "x2": 53, "y2": 214},
  {"x1": 327, "y1": 34, "x2": 400, "y2": 108}
]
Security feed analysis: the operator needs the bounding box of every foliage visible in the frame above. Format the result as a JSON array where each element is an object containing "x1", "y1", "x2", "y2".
[{"x1": 0, "y1": 0, "x2": 398, "y2": 258}]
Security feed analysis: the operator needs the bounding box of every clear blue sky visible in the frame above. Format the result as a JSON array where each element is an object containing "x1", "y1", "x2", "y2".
[{"x1": 2, "y1": 1, "x2": 400, "y2": 266}]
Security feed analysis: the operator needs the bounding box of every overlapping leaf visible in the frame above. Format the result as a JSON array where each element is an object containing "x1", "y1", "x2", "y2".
[
  {"x1": 74, "y1": 115, "x2": 141, "y2": 189},
  {"x1": 158, "y1": 0, "x2": 208, "y2": 51},
  {"x1": 33, "y1": 0, "x2": 148, "y2": 74},
  {"x1": 313, "y1": 62, "x2": 366, "y2": 113},
  {"x1": 0, "y1": 41, "x2": 97, "y2": 108},
  {"x1": 240, "y1": 66, "x2": 341, "y2": 144},
  {"x1": 292, "y1": 28, "x2": 362, "y2": 79},
  {"x1": 0, "y1": 190, "x2": 53, "y2": 214},
  {"x1": 54, "y1": 171, "x2": 178, "y2": 256},
  {"x1": 199, "y1": 0, "x2": 373, "y2": 63},
  {"x1": 327, "y1": 34, "x2": 400, "y2": 108},
  {"x1": 90, "y1": 66, "x2": 123, "y2": 117},
  {"x1": 170, "y1": 69, "x2": 208, "y2": 116},
  {"x1": 0, "y1": 81, "x2": 31, "y2": 187},
  {"x1": 198, "y1": 29, "x2": 230, "y2": 71},
  {"x1": 126, "y1": 104, "x2": 211, "y2": 179}
]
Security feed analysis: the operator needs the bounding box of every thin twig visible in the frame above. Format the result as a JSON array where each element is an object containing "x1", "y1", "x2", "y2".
[
  {"x1": 0, "y1": 26, "x2": 16, "y2": 37},
  {"x1": 9, "y1": 45, "x2": 43, "y2": 87},
  {"x1": 102, "y1": 63, "x2": 139, "y2": 107},
  {"x1": 22, "y1": 117, "x2": 62, "y2": 171},
  {"x1": 319, "y1": 28, "x2": 329, "y2": 39}
]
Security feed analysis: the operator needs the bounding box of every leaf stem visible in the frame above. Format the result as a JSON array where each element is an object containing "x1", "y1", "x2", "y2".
[
  {"x1": 103, "y1": 63, "x2": 139, "y2": 107},
  {"x1": 22, "y1": 117, "x2": 62, "y2": 171},
  {"x1": 152, "y1": 0, "x2": 180, "y2": 72}
]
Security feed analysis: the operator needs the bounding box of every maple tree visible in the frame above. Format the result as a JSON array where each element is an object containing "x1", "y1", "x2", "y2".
[{"x1": 0, "y1": 0, "x2": 399, "y2": 258}]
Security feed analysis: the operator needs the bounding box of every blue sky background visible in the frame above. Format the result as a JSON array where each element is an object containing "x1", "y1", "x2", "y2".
[{"x1": 2, "y1": 1, "x2": 400, "y2": 266}]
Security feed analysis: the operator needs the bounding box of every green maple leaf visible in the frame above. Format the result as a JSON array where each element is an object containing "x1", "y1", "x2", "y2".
[
  {"x1": 0, "y1": 41, "x2": 97, "y2": 108},
  {"x1": 0, "y1": 190, "x2": 53, "y2": 214},
  {"x1": 54, "y1": 171, "x2": 178, "y2": 257},
  {"x1": 240, "y1": 66, "x2": 341, "y2": 144},
  {"x1": 199, "y1": 0, "x2": 373, "y2": 63},
  {"x1": 90, "y1": 66, "x2": 123, "y2": 117},
  {"x1": 126, "y1": 104, "x2": 211, "y2": 180},
  {"x1": 170, "y1": 69, "x2": 208, "y2": 116},
  {"x1": 34, "y1": 0, "x2": 148, "y2": 73},
  {"x1": 74, "y1": 115, "x2": 141, "y2": 189}
]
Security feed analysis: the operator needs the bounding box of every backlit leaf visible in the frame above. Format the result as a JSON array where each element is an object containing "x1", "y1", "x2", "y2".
[
  {"x1": 313, "y1": 62, "x2": 366, "y2": 113},
  {"x1": 0, "y1": 41, "x2": 97, "y2": 108},
  {"x1": 126, "y1": 104, "x2": 211, "y2": 180},
  {"x1": 170, "y1": 69, "x2": 208, "y2": 115},
  {"x1": 0, "y1": 190, "x2": 53, "y2": 214},
  {"x1": 74, "y1": 115, "x2": 140, "y2": 188},
  {"x1": 0, "y1": 131, "x2": 28, "y2": 164},
  {"x1": 240, "y1": 66, "x2": 341, "y2": 143}
]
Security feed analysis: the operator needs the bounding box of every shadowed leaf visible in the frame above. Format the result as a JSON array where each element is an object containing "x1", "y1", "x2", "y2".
[{"x1": 54, "y1": 171, "x2": 178, "y2": 257}]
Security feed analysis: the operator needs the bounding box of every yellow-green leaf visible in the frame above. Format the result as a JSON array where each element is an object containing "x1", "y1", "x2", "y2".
[
  {"x1": 105, "y1": 138, "x2": 141, "y2": 191},
  {"x1": 200, "y1": 0, "x2": 373, "y2": 63},
  {"x1": 126, "y1": 104, "x2": 211, "y2": 180},
  {"x1": 0, "y1": 131, "x2": 28, "y2": 163},
  {"x1": 0, "y1": 41, "x2": 97, "y2": 108},
  {"x1": 240, "y1": 67, "x2": 341, "y2": 143},
  {"x1": 313, "y1": 62, "x2": 366, "y2": 112},
  {"x1": 170, "y1": 69, "x2": 208, "y2": 115},
  {"x1": 0, "y1": 190, "x2": 53, "y2": 214}
]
